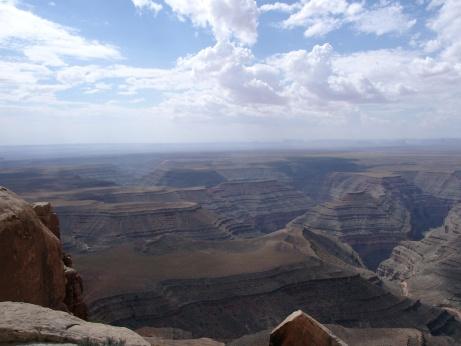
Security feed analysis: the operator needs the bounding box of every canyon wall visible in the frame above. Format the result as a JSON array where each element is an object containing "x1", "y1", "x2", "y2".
[
  {"x1": 379, "y1": 204, "x2": 461, "y2": 311},
  {"x1": 89, "y1": 255, "x2": 461, "y2": 341},
  {"x1": 298, "y1": 172, "x2": 450, "y2": 269}
]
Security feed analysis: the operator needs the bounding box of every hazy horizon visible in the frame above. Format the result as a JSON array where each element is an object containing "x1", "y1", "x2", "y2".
[
  {"x1": 1, "y1": 0, "x2": 460, "y2": 144},
  {"x1": 3, "y1": 138, "x2": 461, "y2": 162}
]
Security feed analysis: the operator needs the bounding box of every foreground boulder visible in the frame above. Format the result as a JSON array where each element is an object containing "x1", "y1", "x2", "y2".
[
  {"x1": 269, "y1": 310, "x2": 348, "y2": 346},
  {"x1": 0, "y1": 187, "x2": 66, "y2": 310},
  {"x1": 267, "y1": 310, "x2": 457, "y2": 346},
  {"x1": 0, "y1": 301, "x2": 149, "y2": 345},
  {"x1": 0, "y1": 187, "x2": 87, "y2": 318}
]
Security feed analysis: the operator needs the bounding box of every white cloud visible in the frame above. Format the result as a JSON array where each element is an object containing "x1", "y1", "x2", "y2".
[
  {"x1": 303, "y1": 17, "x2": 341, "y2": 37},
  {"x1": 0, "y1": 61, "x2": 66, "y2": 103},
  {"x1": 0, "y1": 1, "x2": 121, "y2": 66},
  {"x1": 277, "y1": 0, "x2": 415, "y2": 37},
  {"x1": 2, "y1": 0, "x2": 461, "y2": 143},
  {"x1": 164, "y1": 0, "x2": 258, "y2": 45},
  {"x1": 131, "y1": 0, "x2": 162, "y2": 14},
  {"x1": 269, "y1": 44, "x2": 387, "y2": 103},
  {"x1": 426, "y1": 0, "x2": 461, "y2": 61},
  {"x1": 259, "y1": 2, "x2": 300, "y2": 13},
  {"x1": 353, "y1": 3, "x2": 416, "y2": 36}
]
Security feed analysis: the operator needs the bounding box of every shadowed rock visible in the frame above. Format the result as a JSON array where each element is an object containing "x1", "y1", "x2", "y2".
[
  {"x1": 0, "y1": 187, "x2": 66, "y2": 310},
  {"x1": 269, "y1": 310, "x2": 348, "y2": 346},
  {"x1": 0, "y1": 186, "x2": 87, "y2": 319}
]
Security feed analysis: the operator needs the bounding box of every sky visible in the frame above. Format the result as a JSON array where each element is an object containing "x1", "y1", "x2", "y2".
[{"x1": 0, "y1": 0, "x2": 460, "y2": 145}]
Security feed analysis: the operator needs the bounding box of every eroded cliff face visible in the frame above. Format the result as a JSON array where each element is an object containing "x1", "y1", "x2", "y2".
[
  {"x1": 88, "y1": 245, "x2": 461, "y2": 342},
  {"x1": 57, "y1": 201, "x2": 234, "y2": 252},
  {"x1": 401, "y1": 171, "x2": 461, "y2": 201},
  {"x1": 46, "y1": 180, "x2": 313, "y2": 252},
  {"x1": 378, "y1": 204, "x2": 461, "y2": 312},
  {"x1": 0, "y1": 187, "x2": 87, "y2": 319},
  {"x1": 298, "y1": 172, "x2": 450, "y2": 270}
]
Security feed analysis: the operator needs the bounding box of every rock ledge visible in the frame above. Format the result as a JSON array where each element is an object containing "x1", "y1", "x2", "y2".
[{"x1": 0, "y1": 301, "x2": 149, "y2": 346}]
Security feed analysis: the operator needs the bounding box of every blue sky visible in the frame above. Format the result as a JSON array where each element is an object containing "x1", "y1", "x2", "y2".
[{"x1": 0, "y1": 0, "x2": 460, "y2": 144}]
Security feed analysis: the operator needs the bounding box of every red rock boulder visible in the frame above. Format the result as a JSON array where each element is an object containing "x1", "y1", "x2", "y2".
[
  {"x1": 0, "y1": 187, "x2": 87, "y2": 319},
  {"x1": 0, "y1": 187, "x2": 66, "y2": 310}
]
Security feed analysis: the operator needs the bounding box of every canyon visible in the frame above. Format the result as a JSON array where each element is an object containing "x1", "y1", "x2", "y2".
[{"x1": 2, "y1": 146, "x2": 461, "y2": 344}]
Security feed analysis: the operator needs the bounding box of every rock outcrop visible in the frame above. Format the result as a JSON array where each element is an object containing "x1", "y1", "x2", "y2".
[
  {"x1": 0, "y1": 301, "x2": 149, "y2": 346},
  {"x1": 235, "y1": 310, "x2": 458, "y2": 346},
  {"x1": 298, "y1": 172, "x2": 450, "y2": 269},
  {"x1": 379, "y1": 203, "x2": 461, "y2": 311},
  {"x1": 0, "y1": 187, "x2": 87, "y2": 319},
  {"x1": 32, "y1": 201, "x2": 61, "y2": 238},
  {"x1": 0, "y1": 187, "x2": 66, "y2": 310},
  {"x1": 269, "y1": 310, "x2": 347, "y2": 346},
  {"x1": 63, "y1": 261, "x2": 88, "y2": 320}
]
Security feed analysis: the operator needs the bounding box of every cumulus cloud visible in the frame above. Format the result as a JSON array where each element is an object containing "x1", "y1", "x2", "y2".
[
  {"x1": 266, "y1": 0, "x2": 415, "y2": 38},
  {"x1": 426, "y1": 0, "x2": 461, "y2": 61},
  {"x1": 0, "y1": 1, "x2": 121, "y2": 66},
  {"x1": 268, "y1": 44, "x2": 387, "y2": 103},
  {"x1": 1, "y1": 0, "x2": 461, "y2": 142},
  {"x1": 56, "y1": 41, "x2": 284, "y2": 106},
  {"x1": 131, "y1": 0, "x2": 162, "y2": 14},
  {"x1": 164, "y1": 0, "x2": 258, "y2": 45}
]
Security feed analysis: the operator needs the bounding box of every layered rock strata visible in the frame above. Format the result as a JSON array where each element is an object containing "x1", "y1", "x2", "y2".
[
  {"x1": 202, "y1": 180, "x2": 312, "y2": 234},
  {"x1": 299, "y1": 172, "x2": 450, "y2": 269},
  {"x1": 57, "y1": 201, "x2": 232, "y2": 252},
  {"x1": 143, "y1": 168, "x2": 226, "y2": 188},
  {"x1": 89, "y1": 260, "x2": 461, "y2": 341},
  {"x1": 299, "y1": 190, "x2": 410, "y2": 269},
  {"x1": 402, "y1": 171, "x2": 461, "y2": 201},
  {"x1": 34, "y1": 179, "x2": 312, "y2": 251},
  {"x1": 379, "y1": 204, "x2": 461, "y2": 311}
]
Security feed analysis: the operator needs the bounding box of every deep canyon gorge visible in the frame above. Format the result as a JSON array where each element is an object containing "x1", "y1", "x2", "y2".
[{"x1": 2, "y1": 147, "x2": 461, "y2": 345}]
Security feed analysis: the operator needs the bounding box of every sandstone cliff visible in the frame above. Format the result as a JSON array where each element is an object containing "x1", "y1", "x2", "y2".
[{"x1": 0, "y1": 186, "x2": 87, "y2": 318}]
